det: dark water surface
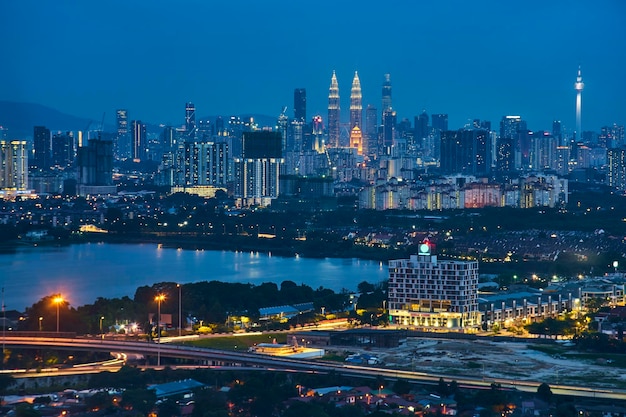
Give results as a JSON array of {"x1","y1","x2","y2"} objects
[{"x1": 1, "y1": 243, "x2": 388, "y2": 311}]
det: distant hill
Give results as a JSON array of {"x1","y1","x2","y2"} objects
[
  {"x1": 0, "y1": 101, "x2": 98, "y2": 139},
  {"x1": 0, "y1": 100, "x2": 281, "y2": 140}
]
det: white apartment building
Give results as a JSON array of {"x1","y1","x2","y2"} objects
[{"x1": 388, "y1": 242, "x2": 481, "y2": 331}]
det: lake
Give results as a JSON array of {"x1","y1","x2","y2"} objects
[{"x1": 1, "y1": 243, "x2": 389, "y2": 311}]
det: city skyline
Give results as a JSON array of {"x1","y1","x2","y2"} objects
[{"x1": 1, "y1": 1, "x2": 625, "y2": 133}]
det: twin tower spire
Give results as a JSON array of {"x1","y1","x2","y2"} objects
[{"x1": 327, "y1": 71, "x2": 371, "y2": 152}]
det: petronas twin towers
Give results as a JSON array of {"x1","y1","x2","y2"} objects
[{"x1": 327, "y1": 71, "x2": 366, "y2": 152}]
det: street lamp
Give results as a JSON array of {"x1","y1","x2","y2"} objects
[
  {"x1": 177, "y1": 284, "x2": 182, "y2": 337},
  {"x1": 38, "y1": 317, "x2": 43, "y2": 332},
  {"x1": 99, "y1": 316, "x2": 104, "y2": 335},
  {"x1": 53, "y1": 295, "x2": 63, "y2": 333},
  {"x1": 154, "y1": 293, "x2": 166, "y2": 366}
]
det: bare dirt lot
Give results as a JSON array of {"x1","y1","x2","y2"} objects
[{"x1": 342, "y1": 337, "x2": 626, "y2": 388}]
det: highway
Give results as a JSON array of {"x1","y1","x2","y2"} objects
[{"x1": 3, "y1": 335, "x2": 625, "y2": 401}]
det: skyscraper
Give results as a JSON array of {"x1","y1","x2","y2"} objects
[
  {"x1": 327, "y1": 71, "x2": 340, "y2": 147},
  {"x1": 350, "y1": 71, "x2": 362, "y2": 131},
  {"x1": 294, "y1": 88, "x2": 306, "y2": 122},
  {"x1": 552, "y1": 120, "x2": 562, "y2": 143},
  {"x1": 574, "y1": 66, "x2": 584, "y2": 140},
  {"x1": 32, "y1": 126, "x2": 51, "y2": 170},
  {"x1": 382, "y1": 109, "x2": 396, "y2": 150},
  {"x1": 365, "y1": 105, "x2": 378, "y2": 157},
  {"x1": 185, "y1": 102, "x2": 196, "y2": 139},
  {"x1": 116, "y1": 109, "x2": 130, "y2": 160},
  {"x1": 415, "y1": 110, "x2": 429, "y2": 142},
  {"x1": 430, "y1": 114, "x2": 448, "y2": 160},
  {"x1": 431, "y1": 114, "x2": 448, "y2": 132},
  {"x1": 131, "y1": 120, "x2": 147, "y2": 162},
  {"x1": 381, "y1": 73, "x2": 392, "y2": 114}
]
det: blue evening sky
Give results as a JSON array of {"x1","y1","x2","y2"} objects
[{"x1": 1, "y1": 1, "x2": 625, "y2": 133}]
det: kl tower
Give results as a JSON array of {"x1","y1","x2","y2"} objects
[{"x1": 574, "y1": 66, "x2": 584, "y2": 140}]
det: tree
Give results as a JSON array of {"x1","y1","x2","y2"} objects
[
  {"x1": 14, "y1": 403, "x2": 40, "y2": 417},
  {"x1": 392, "y1": 379, "x2": 411, "y2": 396},
  {"x1": 0, "y1": 373, "x2": 14, "y2": 397},
  {"x1": 85, "y1": 391, "x2": 113, "y2": 411},
  {"x1": 357, "y1": 281, "x2": 376, "y2": 294},
  {"x1": 157, "y1": 399, "x2": 181, "y2": 417},
  {"x1": 121, "y1": 388, "x2": 157, "y2": 416},
  {"x1": 536, "y1": 382, "x2": 553, "y2": 403}
]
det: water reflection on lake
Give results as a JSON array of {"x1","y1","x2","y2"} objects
[{"x1": 2, "y1": 243, "x2": 388, "y2": 311}]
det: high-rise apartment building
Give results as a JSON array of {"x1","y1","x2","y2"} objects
[
  {"x1": 607, "y1": 148, "x2": 626, "y2": 192},
  {"x1": 294, "y1": 88, "x2": 306, "y2": 122},
  {"x1": 327, "y1": 71, "x2": 340, "y2": 147},
  {"x1": 180, "y1": 141, "x2": 230, "y2": 187},
  {"x1": 131, "y1": 120, "x2": 147, "y2": 162},
  {"x1": 235, "y1": 131, "x2": 284, "y2": 207},
  {"x1": 32, "y1": 126, "x2": 51, "y2": 170},
  {"x1": 499, "y1": 115, "x2": 529, "y2": 170},
  {"x1": 387, "y1": 241, "x2": 480, "y2": 330},
  {"x1": 499, "y1": 115, "x2": 524, "y2": 140},
  {"x1": 0, "y1": 140, "x2": 28, "y2": 190},
  {"x1": 51, "y1": 131, "x2": 74, "y2": 168},
  {"x1": 76, "y1": 138, "x2": 115, "y2": 196},
  {"x1": 440, "y1": 129, "x2": 491, "y2": 175}
]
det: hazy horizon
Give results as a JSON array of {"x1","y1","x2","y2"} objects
[{"x1": 2, "y1": 1, "x2": 625, "y2": 133}]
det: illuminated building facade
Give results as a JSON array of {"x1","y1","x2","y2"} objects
[
  {"x1": 350, "y1": 126, "x2": 363, "y2": 155},
  {"x1": 607, "y1": 148, "x2": 626, "y2": 192},
  {"x1": 185, "y1": 102, "x2": 196, "y2": 139},
  {"x1": 116, "y1": 109, "x2": 130, "y2": 160},
  {"x1": 179, "y1": 141, "x2": 230, "y2": 187},
  {"x1": 131, "y1": 120, "x2": 147, "y2": 162},
  {"x1": 388, "y1": 241, "x2": 481, "y2": 331},
  {"x1": 235, "y1": 131, "x2": 284, "y2": 207},
  {"x1": 327, "y1": 71, "x2": 340, "y2": 147},
  {"x1": 0, "y1": 140, "x2": 28, "y2": 190},
  {"x1": 381, "y1": 73, "x2": 392, "y2": 114},
  {"x1": 349, "y1": 71, "x2": 362, "y2": 131}
]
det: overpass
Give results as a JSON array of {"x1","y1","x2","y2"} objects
[{"x1": 3, "y1": 335, "x2": 626, "y2": 401}]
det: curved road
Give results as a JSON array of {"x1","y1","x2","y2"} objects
[{"x1": 3, "y1": 336, "x2": 624, "y2": 401}]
